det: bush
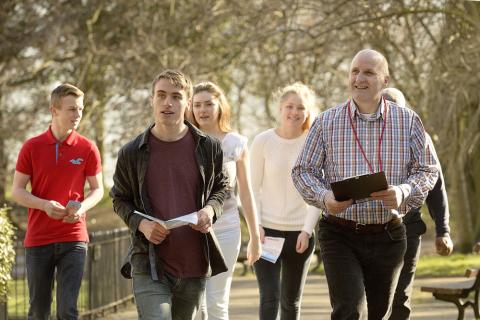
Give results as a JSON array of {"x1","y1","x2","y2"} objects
[{"x1": 0, "y1": 207, "x2": 15, "y2": 303}]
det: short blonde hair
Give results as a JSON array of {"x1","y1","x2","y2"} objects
[
  {"x1": 51, "y1": 84, "x2": 84, "y2": 109},
  {"x1": 191, "y1": 82, "x2": 232, "y2": 133},
  {"x1": 274, "y1": 82, "x2": 316, "y2": 131}
]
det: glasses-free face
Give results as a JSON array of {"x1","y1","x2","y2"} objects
[
  {"x1": 192, "y1": 91, "x2": 221, "y2": 129},
  {"x1": 279, "y1": 93, "x2": 308, "y2": 130},
  {"x1": 349, "y1": 53, "x2": 388, "y2": 107},
  {"x1": 151, "y1": 78, "x2": 189, "y2": 127},
  {"x1": 51, "y1": 95, "x2": 84, "y2": 132}
]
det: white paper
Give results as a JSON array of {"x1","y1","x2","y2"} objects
[
  {"x1": 164, "y1": 212, "x2": 198, "y2": 229},
  {"x1": 134, "y1": 210, "x2": 198, "y2": 230},
  {"x1": 261, "y1": 236, "x2": 285, "y2": 263}
]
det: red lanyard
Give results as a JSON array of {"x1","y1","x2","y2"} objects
[{"x1": 347, "y1": 98, "x2": 388, "y2": 174}]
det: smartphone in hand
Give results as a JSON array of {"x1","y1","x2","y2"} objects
[{"x1": 66, "y1": 200, "x2": 81, "y2": 213}]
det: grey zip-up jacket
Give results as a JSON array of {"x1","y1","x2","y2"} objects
[{"x1": 110, "y1": 121, "x2": 228, "y2": 279}]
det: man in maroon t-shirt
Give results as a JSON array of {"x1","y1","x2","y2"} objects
[
  {"x1": 12, "y1": 83, "x2": 103, "y2": 319},
  {"x1": 110, "y1": 70, "x2": 228, "y2": 320}
]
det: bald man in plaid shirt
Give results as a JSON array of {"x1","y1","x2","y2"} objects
[{"x1": 292, "y1": 49, "x2": 438, "y2": 320}]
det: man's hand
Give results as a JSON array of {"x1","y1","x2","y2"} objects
[
  {"x1": 191, "y1": 206, "x2": 214, "y2": 233},
  {"x1": 63, "y1": 201, "x2": 83, "y2": 224},
  {"x1": 324, "y1": 191, "x2": 353, "y2": 214},
  {"x1": 296, "y1": 231, "x2": 310, "y2": 254},
  {"x1": 370, "y1": 186, "x2": 403, "y2": 210},
  {"x1": 436, "y1": 235, "x2": 453, "y2": 256},
  {"x1": 138, "y1": 219, "x2": 170, "y2": 244},
  {"x1": 43, "y1": 200, "x2": 67, "y2": 220}
]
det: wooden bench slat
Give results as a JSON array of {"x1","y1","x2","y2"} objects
[{"x1": 421, "y1": 279, "x2": 476, "y2": 293}]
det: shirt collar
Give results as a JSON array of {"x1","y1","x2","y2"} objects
[
  {"x1": 349, "y1": 98, "x2": 387, "y2": 121},
  {"x1": 138, "y1": 121, "x2": 207, "y2": 150},
  {"x1": 45, "y1": 126, "x2": 78, "y2": 145}
]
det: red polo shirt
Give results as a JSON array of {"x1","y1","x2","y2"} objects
[{"x1": 15, "y1": 127, "x2": 102, "y2": 247}]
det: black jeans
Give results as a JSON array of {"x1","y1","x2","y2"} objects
[
  {"x1": 254, "y1": 228, "x2": 315, "y2": 320},
  {"x1": 390, "y1": 217, "x2": 426, "y2": 320},
  {"x1": 319, "y1": 218, "x2": 406, "y2": 320}
]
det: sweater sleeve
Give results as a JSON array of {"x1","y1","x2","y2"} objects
[{"x1": 301, "y1": 205, "x2": 322, "y2": 236}]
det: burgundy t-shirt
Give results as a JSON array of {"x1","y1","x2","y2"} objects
[{"x1": 146, "y1": 130, "x2": 207, "y2": 278}]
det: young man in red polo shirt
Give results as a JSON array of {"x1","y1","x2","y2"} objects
[{"x1": 12, "y1": 83, "x2": 103, "y2": 320}]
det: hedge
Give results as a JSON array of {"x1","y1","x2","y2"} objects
[{"x1": 0, "y1": 207, "x2": 15, "y2": 303}]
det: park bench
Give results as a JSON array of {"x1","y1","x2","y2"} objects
[{"x1": 421, "y1": 268, "x2": 480, "y2": 320}]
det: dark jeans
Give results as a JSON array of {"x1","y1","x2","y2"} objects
[
  {"x1": 254, "y1": 228, "x2": 315, "y2": 320},
  {"x1": 26, "y1": 241, "x2": 87, "y2": 320},
  {"x1": 319, "y1": 218, "x2": 406, "y2": 320},
  {"x1": 132, "y1": 270, "x2": 206, "y2": 320},
  {"x1": 390, "y1": 218, "x2": 426, "y2": 320}
]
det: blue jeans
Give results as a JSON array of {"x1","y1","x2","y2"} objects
[
  {"x1": 132, "y1": 270, "x2": 206, "y2": 320},
  {"x1": 254, "y1": 228, "x2": 315, "y2": 320},
  {"x1": 319, "y1": 218, "x2": 406, "y2": 320},
  {"x1": 26, "y1": 241, "x2": 87, "y2": 320}
]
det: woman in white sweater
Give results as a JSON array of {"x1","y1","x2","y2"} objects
[
  {"x1": 190, "y1": 81, "x2": 262, "y2": 320},
  {"x1": 250, "y1": 82, "x2": 320, "y2": 320}
]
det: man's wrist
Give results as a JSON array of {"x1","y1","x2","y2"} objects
[
  {"x1": 202, "y1": 205, "x2": 215, "y2": 219},
  {"x1": 319, "y1": 190, "x2": 329, "y2": 210},
  {"x1": 398, "y1": 184, "x2": 411, "y2": 204}
]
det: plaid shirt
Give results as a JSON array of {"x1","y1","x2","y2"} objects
[{"x1": 292, "y1": 99, "x2": 438, "y2": 224}]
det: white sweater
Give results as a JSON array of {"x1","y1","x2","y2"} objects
[{"x1": 250, "y1": 128, "x2": 320, "y2": 234}]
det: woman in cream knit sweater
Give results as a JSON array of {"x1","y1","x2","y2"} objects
[{"x1": 250, "y1": 82, "x2": 321, "y2": 320}]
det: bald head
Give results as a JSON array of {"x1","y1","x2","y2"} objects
[
  {"x1": 382, "y1": 87, "x2": 406, "y2": 108},
  {"x1": 349, "y1": 49, "x2": 391, "y2": 113},
  {"x1": 351, "y1": 49, "x2": 389, "y2": 78}
]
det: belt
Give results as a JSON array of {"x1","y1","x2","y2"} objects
[{"x1": 322, "y1": 214, "x2": 402, "y2": 235}]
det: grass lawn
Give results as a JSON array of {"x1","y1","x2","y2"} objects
[
  {"x1": 310, "y1": 253, "x2": 480, "y2": 277},
  {"x1": 416, "y1": 253, "x2": 480, "y2": 277}
]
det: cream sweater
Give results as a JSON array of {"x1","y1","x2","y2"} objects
[{"x1": 250, "y1": 128, "x2": 320, "y2": 234}]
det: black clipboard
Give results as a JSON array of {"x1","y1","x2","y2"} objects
[{"x1": 330, "y1": 171, "x2": 388, "y2": 201}]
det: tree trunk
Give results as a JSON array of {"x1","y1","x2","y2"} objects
[{"x1": 0, "y1": 105, "x2": 6, "y2": 205}]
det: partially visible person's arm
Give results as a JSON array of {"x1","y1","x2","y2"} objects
[
  {"x1": 110, "y1": 147, "x2": 169, "y2": 243},
  {"x1": 110, "y1": 147, "x2": 143, "y2": 232},
  {"x1": 424, "y1": 135, "x2": 453, "y2": 255},
  {"x1": 296, "y1": 206, "x2": 321, "y2": 254},
  {"x1": 397, "y1": 115, "x2": 439, "y2": 211},
  {"x1": 12, "y1": 171, "x2": 67, "y2": 220},
  {"x1": 192, "y1": 139, "x2": 228, "y2": 233},
  {"x1": 250, "y1": 132, "x2": 266, "y2": 242},
  {"x1": 292, "y1": 115, "x2": 353, "y2": 214},
  {"x1": 236, "y1": 147, "x2": 261, "y2": 265}
]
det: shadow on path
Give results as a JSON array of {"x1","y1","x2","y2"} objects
[{"x1": 105, "y1": 274, "x2": 470, "y2": 319}]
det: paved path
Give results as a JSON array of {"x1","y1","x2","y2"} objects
[{"x1": 104, "y1": 274, "x2": 474, "y2": 319}]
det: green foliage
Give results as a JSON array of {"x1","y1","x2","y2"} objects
[
  {"x1": 0, "y1": 206, "x2": 15, "y2": 302},
  {"x1": 416, "y1": 254, "x2": 480, "y2": 277},
  {"x1": 311, "y1": 253, "x2": 480, "y2": 277}
]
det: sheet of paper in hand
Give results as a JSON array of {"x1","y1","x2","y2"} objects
[
  {"x1": 330, "y1": 171, "x2": 388, "y2": 201},
  {"x1": 261, "y1": 236, "x2": 285, "y2": 264},
  {"x1": 134, "y1": 210, "x2": 198, "y2": 230}
]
